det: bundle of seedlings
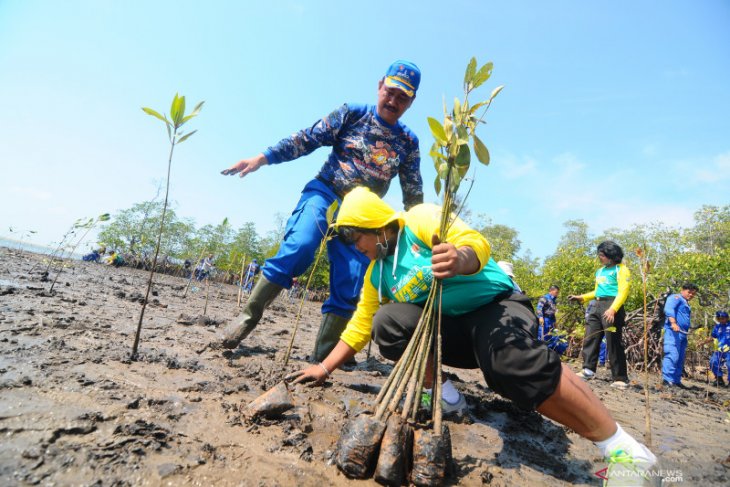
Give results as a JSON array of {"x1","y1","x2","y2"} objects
[{"x1": 335, "y1": 57, "x2": 502, "y2": 486}]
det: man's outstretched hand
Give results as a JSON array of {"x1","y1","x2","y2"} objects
[{"x1": 221, "y1": 154, "x2": 268, "y2": 178}]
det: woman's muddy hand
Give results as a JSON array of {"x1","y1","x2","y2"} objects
[{"x1": 285, "y1": 365, "x2": 328, "y2": 386}]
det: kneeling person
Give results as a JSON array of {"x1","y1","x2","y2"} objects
[{"x1": 291, "y1": 187, "x2": 656, "y2": 478}]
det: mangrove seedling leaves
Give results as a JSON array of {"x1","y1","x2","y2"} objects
[
  {"x1": 182, "y1": 101, "x2": 205, "y2": 124},
  {"x1": 142, "y1": 107, "x2": 170, "y2": 125},
  {"x1": 455, "y1": 144, "x2": 471, "y2": 168},
  {"x1": 464, "y1": 57, "x2": 477, "y2": 87},
  {"x1": 98, "y1": 213, "x2": 111, "y2": 222},
  {"x1": 473, "y1": 135, "x2": 490, "y2": 165},
  {"x1": 428, "y1": 117, "x2": 448, "y2": 146},
  {"x1": 177, "y1": 130, "x2": 197, "y2": 144},
  {"x1": 472, "y1": 62, "x2": 494, "y2": 90},
  {"x1": 170, "y1": 93, "x2": 186, "y2": 127},
  {"x1": 489, "y1": 85, "x2": 504, "y2": 102},
  {"x1": 433, "y1": 175, "x2": 442, "y2": 196}
]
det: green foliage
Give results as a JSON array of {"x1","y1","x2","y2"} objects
[
  {"x1": 474, "y1": 217, "x2": 521, "y2": 262},
  {"x1": 428, "y1": 57, "x2": 503, "y2": 202},
  {"x1": 98, "y1": 200, "x2": 195, "y2": 256}
]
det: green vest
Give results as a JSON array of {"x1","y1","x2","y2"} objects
[
  {"x1": 370, "y1": 226, "x2": 513, "y2": 315},
  {"x1": 595, "y1": 265, "x2": 621, "y2": 297}
]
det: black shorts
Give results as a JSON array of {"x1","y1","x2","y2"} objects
[{"x1": 372, "y1": 293, "x2": 562, "y2": 410}]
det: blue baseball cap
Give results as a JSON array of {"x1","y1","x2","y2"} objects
[
  {"x1": 384, "y1": 60, "x2": 421, "y2": 98},
  {"x1": 717, "y1": 310, "x2": 729, "y2": 318}
]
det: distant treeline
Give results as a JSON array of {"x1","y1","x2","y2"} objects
[{"x1": 96, "y1": 199, "x2": 729, "y2": 364}]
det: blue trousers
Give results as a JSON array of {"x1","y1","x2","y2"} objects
[
  {"x1": 710, "y1": 351, "x2": 729, "y2": 380},
  {"x1": 538, "y1": 316, "x2": 555, "y2": 341},
  {"x1": 262, "y1": 179, "x2": 370, "y2": 318},
  {"x1": 662, "y1": 329, "x2": 688, "y2": 384}
]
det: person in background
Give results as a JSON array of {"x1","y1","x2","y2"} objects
[
  {"x1": 497, "y1": 261, "x2": 522, "y2": 293},
  {"x1": 220, "y1": 60, "x2": 424, "y2": 362},
  {"x1": 289, "y1": 187, "x2": 657, "y2": 480},
  {"x1": 661, "y1": 282, "x2": 699, "y2": 389},
  {"x1": 243, "y1": 258, "x2": 261, "y2": 294},
  {"x1": 569, "y1": 241, "x2": 631, "y2": 390},
  {"x1": 706, "y1": 310, "x2": 730, "y2": 387},
  {"x1": 598, "y1": 336, "x2": 608, "y2": 367},
  {"x1": 195, "y1": 254, "x2": 214, "y2": 281}
]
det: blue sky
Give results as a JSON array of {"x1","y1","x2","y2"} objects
[{"x1": 1, "y1": 0, "x2": 728, "y2": 260}]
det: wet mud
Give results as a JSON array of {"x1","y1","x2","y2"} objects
[{"x1": 1, "y1": 247, "x2": 728, "y2": 486}]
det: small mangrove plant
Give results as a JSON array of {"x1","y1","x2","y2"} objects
[{"x1": 131, "y1": 93, "x2": 203, "y2": 359}]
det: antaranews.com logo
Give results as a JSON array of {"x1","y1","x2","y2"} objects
[{"x1": 594, "y1": 467, "x2": 684, "y2": 483}]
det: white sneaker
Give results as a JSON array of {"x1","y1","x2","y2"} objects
[
  {"x1": 577, "y1": 369, "x2": 595, "y2": 380},
  {"x1": 610, "y1": 381, "x2": 628, "y2": 390},
  {"x1": 604, "y1": 442, "x2": 657, "y2": 486},
  {"x1": 420, "y1": 391, "x2": 469, "y2": 418}
]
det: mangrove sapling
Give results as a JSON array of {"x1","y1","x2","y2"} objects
[
  {"x1": 635, "y1": 246, "x2": 653, "y2": 446},
  {"x1": 132, "y1": 93, "x2": 203, "y2": 360},
  {"x1": 49, "y1": 213, "x2": 110, "y2": 292},
  {"x1": 335, "y1": 57, "x2": 502, "y2": 485},
  {"x1": 7, "y1": 227, "x2": 37, "y2": 254},
  {"x1": 236, "y1": 254, "x2": 247, "y2": 307},
  {"x1": 31, "y1": 219, "x2": 83, "y2": 276},
  {"x1": 282, "y1": 202, "x2": 338, "y2": 366}
]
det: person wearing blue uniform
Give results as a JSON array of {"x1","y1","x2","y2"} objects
[
  {"x1": 537, "y1": 286, "x2": 566, "y2": 353},
  {"x1": 242, "y1": 259, "x2": 261, "y2": 294},
  {"x1": 707, "y1": 310, "x2": 729, "y2": 387},
  {"x1": 220, "y1": 61, "x2": 424, "y2": 362},
  {"x1": 661, "y1": 283, "x2": 699, "y2": 388}
]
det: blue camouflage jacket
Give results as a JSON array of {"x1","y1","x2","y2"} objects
[{"x1": 263, "y1": 103, "x2": 423, "y2": 209}]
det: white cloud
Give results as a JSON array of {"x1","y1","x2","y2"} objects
[
  {"x1": 681, "y1": 150, "x2": 730, "y2": 184},
  {"x1": 498, "y1": 154, "x2": 538, "y2": 180}
]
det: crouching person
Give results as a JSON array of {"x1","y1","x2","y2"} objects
[{"x1": 289, "y1": 187, "x2": 656, "y2": 482}]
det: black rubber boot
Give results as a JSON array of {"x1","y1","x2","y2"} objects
[
  {"x1": 312, "y1": 313, "x2": 351, "y2": 362},
  {"x1": 221, "y1": 277, "x2": 283, "y2": 349}
]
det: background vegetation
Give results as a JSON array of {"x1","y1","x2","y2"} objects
[{"x1": 96, "y1": 199, "x2": 728, "y2": 366}]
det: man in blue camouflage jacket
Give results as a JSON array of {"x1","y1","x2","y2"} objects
[{"x1": 220, "y1": 61, "x2": 423, "y2": 361}]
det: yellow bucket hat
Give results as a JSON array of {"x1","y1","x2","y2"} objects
[{"x1": 335, "y1": 187, "x2": 403, "y2": 230}]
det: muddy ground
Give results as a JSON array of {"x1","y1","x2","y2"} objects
[{"x1": 1, "y1": 246, "x2": 728, "y2": 486}]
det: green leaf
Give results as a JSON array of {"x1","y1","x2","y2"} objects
[
  {"x1": 453, "y1": 97, "x2": 462, "y2": 120},
  {"x1": 181, "y1": 101, "x2": 204, "y2": 124},
  {"x1": 489, "y1": 85, "x2": 504, "y2": 101},
  {"x1": 177, "y1": 129, "x2": 197, "y2": 144},
  {"x1": 464, "y1": 57, "x2": 477, "y2": 87},
  {"x1": 427, "y1": 117, "x2": 448, "y2": 146},
  {"x1": 97, "y1": 213, "x2": 111, "y2": 222},
  {"x1": 437, "y1": 161, "x2": 450, "y2": 180},
  {"x1": 468, "y1": 100, "x2": 489, "y2": 115},
  {"x1": 170, "y1": 93, "x2": 186, "y2": 127},
  {"x1": 456, "y1": 125, "x2": 469, "y2": 145},
  {"x1": 142, "y1": 107, "x2": 170, "y2": 125},
  {"x1": 166, "y1": 122, "x2": 172, "y2": 141},
  {"x1": 443, "y1": 116, "x2": 454, "y2": 142},
  {"x1": 326, "y1": 200, "x2": 339, "y2": 225},
  {"x1": 472, "y1": 62, "x2": 493, "y2": 89},
  {"x1": 433, "y1": 176, "x2": 442, "y2": 195},
  {"x1": 473, "y1": 135, "x2": 490, "y2": 165},
  {"x1": 455, "y1": 144, "x2": 470, "y2": 168},
  {"x1": 430, "y1": 150, "x2": 446, "y2": 167}
]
